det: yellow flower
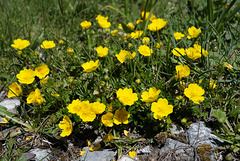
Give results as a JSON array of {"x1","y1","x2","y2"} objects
[
  {"x1": 103, "y1": 133, "x2": 119, "y2": 143},
  {"x1": 111, "y1": 29, "x2": 118, "y2": 36},
  {"x1": 116, "y1": 88, "x2": 138, "y2": 106},
  {"x1": 193, "y1": 44, "x2": 209, "y2": 57},
  {"x1": 89, "y1": 144, "x2": 101, "y2": 151},
  {"x1": 141, "y1": 11, "x2": 156, "y2": 21},
  {"x1": 124, "y1": 130, "x2": 129, "y2": 136},
  {"x1": 67, "y1": 100, "x2": 97, "y2": 122},
  {"x1": 129, "y1": 151, "x2": 136, "y2": 158},
  {"x1": 115, "y1": 50, "x2": 133, "y2": 63},
  {"x1": 96, "y1": 46, "x2": 108, "y2": 57},
  {"x1": 80, "y1": 21, "x2": 92, "y2": 29},
  {"x1": 58, "y1": 116, "x2": 72, "y2": 137},
  {"x1": 67, "y1": 99, "x2": 82, "y2": 115},
  {"x1": 130, "y1": 30, "x2": 143, "y2": 39},
  {"x1": 96, "y1": 15, "x2": 111, "y2": 28},
  {"x1": 172, "y1": 48, "x2": 186, "y2": 57},
  {"x1": 154, "y1": 42, "x2": 161, "y2": 49},
  {"x1": 184, "y1": 83, "x2": 205, "y2": 104},
  {"x1": 138, "y1": 45, "x2": 153, "y2": 56},
  {"x1": 225, "y1": 4, "x2": 230, "y2": 8},
  {"x1": 151, "y1": 98, "x2": 173, "y2": 120},
  {"x1": 176, "y1": 95, "x2": 183, "y2": 100},
  {"x1": 8, "y1": 82, "x2": 22, "y2": 98},
  {"x1": 209, "y1": 80, "x2": 217, "y2": 89},
  {"x1": 35, "y1": 64, "x2": 50, "y2": 79},
  {"x1": 67, "y1": 47, "x2": 74, "y2": 53},
  {"x1": 81, "y1": 60, "x2": 99, "y2": 72},
  {"x1": 16, "y1": 68, "x2": 35, "y2": 84},
  {"x1": 136, "y1": 18, "x2": 143, "y2": 24},
  {"x1": 66, "y1": 77, "x2": 73, "y2": 84},
  {"x1": 101, "y1": 112, "x2": 114, "y2": 127},
  {"x1": 175, "y1": 65, "x2": 190, "y2": 80},
  {"x1": 80, "y1": 109, "x2": 96, "y2": 122},
  {"x1": 108, "y1": 104, "x2": 114, "y2": 111},
  {"x1": 11, "y1": 38, "x2": 30, "y2": 50},
  {"x1": 148, "y1": 18, "x2": 168, "y2": 32},
  {"x1": 187, "y1": 26, "x2": 201, "y2": 39},
  {"x1": 78, "y1": 101, "x2": 96, "y2": 122},
  {"x1": 40, "y1": 76, "x2": 49, "y2": 85},
  {"x1": 141, "y1": 87, "x2": 161, "y2": 102},
  {"x1": 113, "y1": 107, "x2": 130, "y2": 125},
  {"x1": 34, "y1": 51, "x2": 39, "y2": 56},
  {"x1": 27, "y1": 88, "x2": 44, "y2": 105},
  {"x1": 223, "y1": 62, "x2": 233, "y2": 71},
  {"x1": 185, "y1": 47, "x2": 201, "y2": 60},
  {"x1": 128, "y1": 52, "x2": 136, "y2": 60},
  {"x1": 135, "y1": 78, "x2": 141, "y2": 84},
  {"x1": 118, "y1": 24, "x2": 123, "y2": 30},
  {"x1": 105, "y1": 28, "x2": 110, "y2": 33},
  {"x1": 59, "y1": 40, "x2": 64, "y2": 45},
  {"x1": 142, "y1": 37, "x2": 150, "y2": 45},
  {"x1": 92, "y1": 102, "x2": 106, "y2": 114},
  {"x1": 96, "y1": 15, "x2": 108, "y2": 21},
  {"x1": 17, "y1": 51, "x2": 22, "y2": 55},
  {"x1": 174, "y1": 32, "x2": 185, "y2": 40},
  {"x1": 126, "y1": 22, "x2": 135, "y2": 30},
  {"x1": 41, "y1": 40, "x2": 56, "y2": 49}
]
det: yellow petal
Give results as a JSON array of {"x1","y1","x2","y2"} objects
[
  {"x1": 79, "y1": 151, "x2": 86, "y2": 156},
  {"x1": 129, "y1": 151, "x2": 136, "y2": 158},
  {"x1": 89, "y1": 144, "x2": 101, "y2": 151},
  {"x1": 124, "y1": 130, "x2": 129, "y2": 137}
]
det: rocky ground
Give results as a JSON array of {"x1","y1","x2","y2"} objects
[{"x1": 0, "y1": 92, "x2": 235, "y2": 161}]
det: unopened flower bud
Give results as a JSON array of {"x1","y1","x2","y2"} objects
[
  {"x1": 181, "y1": 118, "x2": 187, "y2": 124},
  {"x1": 135, "y1": 79, "x2": 141, "y2": 84}
]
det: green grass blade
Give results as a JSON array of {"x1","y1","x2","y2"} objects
[{"x1": 207, "y1": 0, "x2": 213, "y2": 23}]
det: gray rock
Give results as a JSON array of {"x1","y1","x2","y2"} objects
[
  {"x1": 137, "y1": 145, "x2": 151, "y2": 154},
  {"x1": 186, "y1": 121, "x2": 223, "y2": 149},
  {"x1": 0, "y1": 91, "x2": 6, "y2": 99},
  {"x1": 0, "y1": 98, "x2": 20, "y2": 114},
  {"x1": 186, "y1": 122, "x2": 224, "y2": 161},
  {"x1": 29, "y1": 148, "x2": 52, "y2": 161},
  {"x1": 117, "y1": 155, "x2": 138, "y2": 161},
  {"x1": 79, "y1": 148, "x2": 116, "y2": 161},
  {"x1": 170, "y1": 124, "x2": 184, "y2": 135},
  {"x1": 159, "y1": 138, "x2": 194, "y2": 161}
]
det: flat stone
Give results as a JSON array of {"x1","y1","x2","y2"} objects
[
  {"x1": 137, "y1": 145, "x2": 151, "y2": 154},
  {"x1": 159, "y1": 138, "x2": 194, "y2": 161},
  {"x1": 29, "y1": 148, "x2": 52, "y2": 161},
  {"x1": 0, "y1": 98, "x2": 20, "y2": 114},
  {"x1": 79, "y1": 148, "x2": 116, "y2": 161},
  {"x1": 170, "y1": 124, "x2": 184, "y2": 135},
  {"x1": 186, "y1": 121, "x2": 223, "y2": 148}
]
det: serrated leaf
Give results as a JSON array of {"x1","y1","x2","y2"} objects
[{"x1": 212, "y1": 109, "x2": 227, "y2": 123}]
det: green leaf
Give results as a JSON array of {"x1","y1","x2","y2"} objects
[
  {"x1": 207, "y1": 0, "x2": 213, "y2": 23},
  {"x1": 120, "y1": 22, "x2": 133, "y2": 33},
  {"x1": 212, "y1": 109, "x2": 227, "y2": 123},
  {"x1": 0, "y1": 105, "x2": 33, "y2": 131},
  {"x1": 235, "y1": 135, "x2": 240, "y2": 141}
]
